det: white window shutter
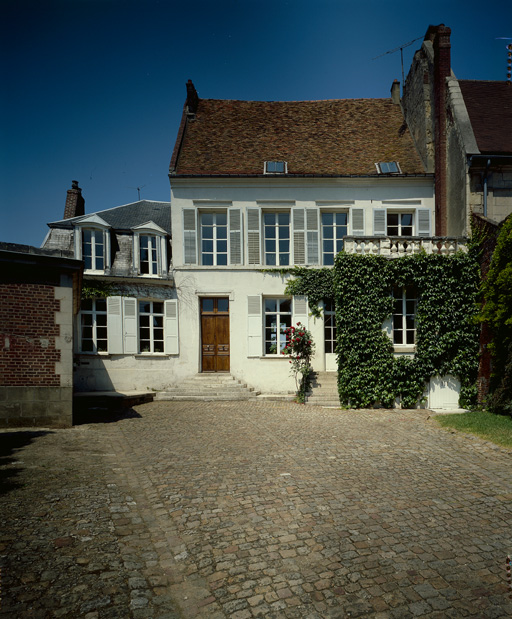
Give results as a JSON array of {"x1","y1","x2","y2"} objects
[
  {"x1": 247, "y1": 295, "x2": 262, "y2": 357},
  {"x1": 293, "y1": 296, "x2": 309, "y2": 329},
  {"x1": 247, "y1": 208, "x2": 261, "y2": 265},
  {"x1": 183, "y1": 208, "x2": 197, "y2": 264},
  {"x1": 417, "y1": 208, "x2": 431, "y2": 237},
  {"x1": 228, "y1": 208, "x2": 242, "y2": 265},
  {"x1": 351, "y1": 208, "x2": 365, "y2": 236},
  {"x1": 164, "y1": 300, "x2": 179, "y2": 354},
  {"x1": 107, "y1": 296, "x2": 123, "y2": 354},
  {"x1": 292, "y1": 207, "x2": 306, "y2": 265},
  {"x1": 373, "y1": 209, "x2": 387, "y2": 236},
  {"x1": 123, "y1": 297, "x2": 138, "y2": 354},
  {"x1": 306, "y1": 207, "x2": 320, "y2": 265}
]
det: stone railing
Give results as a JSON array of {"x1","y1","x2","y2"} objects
[{"x1": 343, "y1": 237, "x2": 468, "y2": 257}]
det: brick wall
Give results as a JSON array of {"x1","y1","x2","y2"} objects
[{"x1": 0, "y1": 283, "x2": 61, "y2": 386}]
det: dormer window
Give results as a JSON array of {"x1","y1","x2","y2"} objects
[
  {"x1": 264, "y1": 161, "x2": 287, "y2": 174},
  {"x1": 132, "y1": 221, "x2": 169, "y2": 277},
  {"x1": 376, "y1": 161, "x2": 401, "y2": 174},
  {"x1": 73, "y1": 214, "x2": 111, "y2": 273}
]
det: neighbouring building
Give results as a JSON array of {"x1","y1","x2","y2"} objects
[
  {"x1": 42, "y1": 183, "x2": 174, "y2": 392},
  {"x1": 167, "y1": 80, "x2": 465, "y2": 404},
  {"x1": 402, "y1": 24, "x2": 512, "y2": 236},
  {"x1": 0, "y1": 243, "x2": 82, "y2": 427}
]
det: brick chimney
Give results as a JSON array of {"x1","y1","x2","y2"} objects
[
  {"x1": 186, "y1": 79, "x2": 199, "y2": 115},
  {"x1": 63, "y1": 180, "x2": 85, "y2": 219},
  {"x1": 427, "y1": 24, "x2": 451, "y2": 236},
  {"x1": 390, "y1": 79, "x2": 400, "y2": 104}
]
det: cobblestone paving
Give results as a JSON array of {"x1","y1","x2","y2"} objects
[{"x1": 1, "y1": 401, "x2": 512, "y2": 618}]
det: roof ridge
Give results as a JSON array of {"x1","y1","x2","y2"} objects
[{"x1": 198, "y1": 97, "x2": 393, "y2": 104}]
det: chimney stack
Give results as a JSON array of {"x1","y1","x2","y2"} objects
[
  {"x1": 63, "y1": 180, "x2": 85, "y2": 219},
  {"x1": 186, "y1": 79, "x2": 199, "y2": 115},
  {"x1": 390, "y1": 79, "x2": 400, "y2": 104}
]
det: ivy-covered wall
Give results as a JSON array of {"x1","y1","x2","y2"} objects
[{"x1": 286, "y1": 248, "x2": 480, "y2": 409}]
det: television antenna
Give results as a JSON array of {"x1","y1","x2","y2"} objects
[
  {"x1": 372, "y1": 36, "x2": 423, "y2": 89},
  {"x1": 128, "y1": 185, "x2": 147, "y2": 200},
  {"x1": 496, "y1": 38, "x2": 512, "y2": 82}
]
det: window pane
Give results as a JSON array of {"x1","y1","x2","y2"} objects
[
  {"x1": 97, "y1": 327, "x2": 107, "y2": 340},
  {"x1": 265, "y1": 299, "x2": 277, "y2": 313},
  {"x1": 154, "y1": 341, "x2": 164, "y2": 353},
  {"x1": 82, "y1": 340, "x2": 93, "y2": 352},
  {"x1": 216, "y1": 213, "x2": 227, "y2": 226},
  {"x1": 278, "y1": 212, "x2": 289, "y2": 226},
  {"x1": 322, "y1": 212, "x2": 333, "y2": 226},
  {"x1": 202, "y1": 213, "x2": 213, "y2": 226},
  {"x1": 202, "y1": 240, "x2": 213, "y2": 253},
  {"x1": 217, "y1": 254, "x2": 227, "y2": 265},
  {"x1": 139, "y1": 302, "x2": 151, "y2": 314},
  {"x1": 203, "y1": 254, "x2": 214, "y2": 265},
  {"x1": 279, "y1": 254, "x2": 289, "y2": 265},
  {"x1": 406, "y1": 331, "x2": 415, "y2": 344},
  {"x1": 97, "y1": 340, "x2": 107, "y2": 352},
  {"x1": 217, "y1": 240, "x2": 227, "y2": 253},
  {"x1": 96, "y1": 314, "x2": 107, "y2": 327},
  {"x1": 95, "y1": 299, "x2": 107, "y2": 312},
  {"x1": 323, "y1": 225, "x2": 333, "y2": 240},
  {"x1": 324, "y1": 239, "x2": 333, "y2": 253},
  {"x1": 279, "y1": 299, "x2": 292, "y2": 313},
  {"x1": 81, "y1": 299, "x2": 93, "y2": 311},
  {"x1": 279, "y1": 239, "x2": 289, "y2": 253},
  {"x1": 217, "y1": 226, "x2": 227, "y2": 240},
  {"x1": 202, "y1": 226, "x2": 213, "y2": 239},
  {"x1": 266, "y1": 254, "x2": 276, "y2": 266},
  {"x1": 217, "y1": 299, "x2": 229, "y2": 312},
  {"x1": 387, "y1": 214, "x2": 398, "y2": 226},
  {"x1": 335, "y1": 212, "x2": 348, "y2": 225},
  {"x1": 82, "y1": 326, "x2": 93, "y2": 339},
  {"x1": 202, "y1": 299, "x2": 214, "y2": 312},
  {"x1": 401, "y1": 214, "x2": 413, "y2": 227},
  {"x1": 264, "y1": 213, "x2": 276, "y2": 225},
  {"x1": 264, "y1": 225, "x2": 276, "y2": 239},
  {"x1": 81, "y1": 314, "x2": 93, "y2": 326}
]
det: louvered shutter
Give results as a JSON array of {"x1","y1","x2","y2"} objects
[
  {"x1": 373, "y1": 209, "x2": 387, "y2": 236},
  {"x1": 247, "y1": 295, "x2": 262, "y2": 357},
  {"x1": 183, "y1": 208, "x2": 197, "y2": 264},
  {"x1": 292, "y1": 207, "x2": 306, "y2": 265},
  {"x1": 247, "y1": 208, "x2": 261, "y2": 265},
  {"x1": 164, "y1": 300, "x2": 179, "y2": 354},
  {"x1": 417, "y1": 208, "x2": 431, "y2": 237},
  {"x1": 293, "y1": 296, "x2": 309, "y2": 329},
  {"x1": 351, "y1": 208, "x2": 365, "y2": 236},
  {"x1": 107, "y1": 296, "x2": 123, "y2": 354},
  {"x1": 228, "y1": 208, "x2": 242, "y2": 265},
  {"x1": 123, "y1": 297, "x2": 138, "y2": 354},
  {"x1": 306, "y1": 208, "x2": 320, "y2": 265}
]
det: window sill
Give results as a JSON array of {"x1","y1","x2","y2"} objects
[
  {"x1": 393, "y1": 345, "x2": 416, "y2": 354},
  {"x1": 134, "y1": 353, "x2": 171, "y2": 357}
]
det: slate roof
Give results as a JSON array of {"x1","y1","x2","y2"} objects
[
  {"x1": 48, "y1": 200, "x2": 172, "y2": 235},
  {"x1": 459, "y1": 81, "x2": 512, "y2": 154},
  {"x1": 171, "y1": 97, "x2": 426, "y2": 176}
]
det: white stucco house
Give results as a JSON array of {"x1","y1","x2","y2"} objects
[{"x1": 167, "y1": 80, "x2": 464, "y2": 403}]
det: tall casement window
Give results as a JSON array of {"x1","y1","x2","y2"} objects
[
  {"x1": 392, "y1": 288, "x2": 416, "y2": 346},
  {"x1": 80, "y1": 298, "x2": 107, "y2": 353},
  {"x1": 387, "y1": 212, "x2": 413, "y2": 236},
  {"x1": 264, "y1": 212, "x2": 290, "y2": 266},
  {"x1": 324, "y1": 299, "x2": 337, "y2": 353},
  {"x1": 264, "y1": 298, "x2": 292, "y2": 354},
  {"x1": 140, "y1": 235, "x2": 159, "y2": 275},
  {"x1": 201, "y1": 212, "x2": 228, "y2": 265},
  {"x1": 82, "y1": 229, "x2": 105, "y2": 270},
  {"x1": 322, "y1": 213, "x2": 348, "y2": 265},
  {"x1": 139, "y1": 300, "x2": 164, "y2": 353}
]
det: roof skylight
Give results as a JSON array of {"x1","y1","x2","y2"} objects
[
  {"x1": 376, "y1": 161, "x2": 401, "y2": 174},
  {"x1": 264, "y1": 161, "x2": 287, "y2": 174}
]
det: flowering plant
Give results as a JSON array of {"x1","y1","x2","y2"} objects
[{"x1": 281, "y1": 322, "x2": 315, "y2": 403}]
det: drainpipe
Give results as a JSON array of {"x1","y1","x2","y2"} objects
[{"x1": 483, "y1": 158, "x2": 491, "y2": 217}]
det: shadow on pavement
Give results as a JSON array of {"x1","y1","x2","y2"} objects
[
  {"x1": 0, "y1": 430, "x2": 54, "y2": 496},
  {"x1": 73, "y1": 406, "x2": 142, "y2": 426}
]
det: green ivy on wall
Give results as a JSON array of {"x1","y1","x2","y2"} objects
[
  {"x1": 284, "y1": 248, "x2": 480, "y2": 409},
  {"x1": 81, "y1": 280, "x2": 114, "y2": 300}
]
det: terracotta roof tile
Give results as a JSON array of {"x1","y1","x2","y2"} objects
[
  {"x1": 172, "y1": 97, "x2": 425, "y2": 176},
  {"x1": 459, "y1": 81, "x2": 512, "y2": 154}
]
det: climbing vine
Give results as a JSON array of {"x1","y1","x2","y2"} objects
[
  {"x1": 81, "y1": 280, "x2": 114, "y2": 300},
  {"x1": 284, "y1": 248, "x2": 480, "y2": 409}
]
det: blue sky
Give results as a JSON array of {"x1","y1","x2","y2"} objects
[{"x1": 1, "y1": 0, "x2": 509, "y2": 247}]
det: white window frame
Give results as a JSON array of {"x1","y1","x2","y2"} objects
[
  {"x1": 138, "y1": 300, "x2": 165, "y2": 354},
  {"x1": 79, "y1": 298, "x2": 108, "y2": 354},
  {"x1": 264, "y1": 297, "x2": 293, "y2": 355},
  {"x1": 200, "y1": 211, "x2": 228, "y2": 266},
  {"x1": 263, "y1": 211, "x2": 291, "y2": 266},
  {"x1": 321, "y1": 211, "x2": 349, "y2": 266},
  {"x1": 132, "y1": 221, "x2": 168, "y2": 277},
  {"x1": 323, "y1": 299, "x2": 337, "y2": 354},
  {"x1": 73, "y1": 214, "x2": 111, "y2": 274},
  {"x1": 392, "y1": 287, "x2": 417, "y2": 348},
  {"x1": 386, "y1": 211, "x2": 415, "y2": 237}
]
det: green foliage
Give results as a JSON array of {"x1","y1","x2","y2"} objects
[
  {"x1": 286, "y1": 250, "x2": 480, "y2": 409},
  {"x1": 478, "y1": 215, "x2": 512, "y2": 416},
  {"x1": 81, "y1": 280, "x2": 114, "y2": 299},
  {"x1": 281, "y1": 322, "x2": 316, "y2": 403}
]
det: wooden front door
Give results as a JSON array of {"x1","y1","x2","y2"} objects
[{"x1": 201, "y1": 297, "x2": 230, "y2": 372}]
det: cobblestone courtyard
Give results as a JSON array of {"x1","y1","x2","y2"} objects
[{"x1": 1, "y1": 401, "x2": 512, "y2": 618}]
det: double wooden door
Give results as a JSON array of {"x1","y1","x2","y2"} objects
[{"x1": 200, "y1": 297, "x2": 230, "y2": 372}]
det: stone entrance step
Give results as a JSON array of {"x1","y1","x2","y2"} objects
[
  {"x1": 155, "y1": 374, "x2": 260, "y2": 401},
  {"x1": 306, "y1": 372, "x2": 340, "y2": 407}
]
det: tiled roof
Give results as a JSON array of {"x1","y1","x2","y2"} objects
[
  {"x1": 459, "y1": 81, "x2": 512, "y2": 154},
  {"x1": 48, "y1": 200, "x2": 172, "y2": 234},
  {"x1": 171, "y1": 97, "x2": 426, "y2": 176}
]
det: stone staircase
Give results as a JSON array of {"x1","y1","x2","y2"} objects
[
  {"x1": 155, "y1": 374, "x2": 260, "y2": 401},
  {"x1": 306, "y1": 372, "x2": 340, "y2": 407}
]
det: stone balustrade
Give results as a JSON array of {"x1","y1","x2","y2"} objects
[{"x1": 343, "y1": 236, "x2": 468, "y2": 257}]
